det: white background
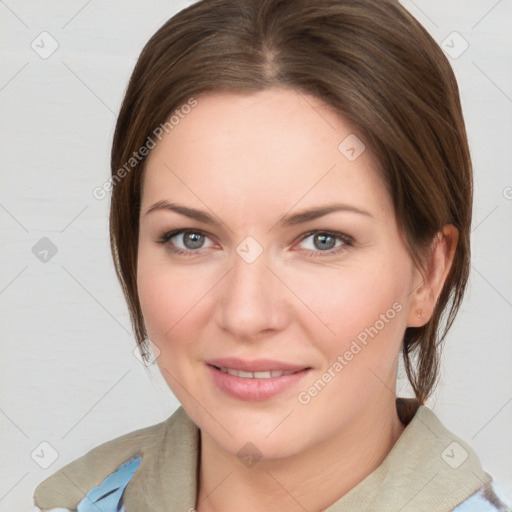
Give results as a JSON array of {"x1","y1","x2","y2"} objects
[{"x1": 0, "y1": 1, "x2": 511, "y2": 510}]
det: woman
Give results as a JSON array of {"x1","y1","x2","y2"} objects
[{"x1": 33, "y1": 0, "x2": 510, "y2": 510}]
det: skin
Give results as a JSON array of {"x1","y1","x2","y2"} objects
[{"x1": 137, "y1": 87, "x2": 458, "y2": 512}]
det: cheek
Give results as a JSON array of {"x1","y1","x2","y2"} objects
[
  {"x1": 136, "y1": 254, "x2": 215, "y2": 353},
  {"x1": 291, "y1": 256, "x2": 411, "y2": 402},
  {"x1": 291, "y1": 265, "x2": 408, "y2": 411},
  {"x1": 294, "y1": 262, "x2": 406, "y2": 343}
]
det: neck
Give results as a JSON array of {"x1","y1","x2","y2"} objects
[{"x1": 196, "y1": 395, "x2": 407, "y2": 512}]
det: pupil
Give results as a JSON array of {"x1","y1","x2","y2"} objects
[
  {"x1": 184, "y1": 232, "x2": 204, "y2": 249},
  {"x1": 315, "y1": 233, "x2": 335, "y2": 250}
]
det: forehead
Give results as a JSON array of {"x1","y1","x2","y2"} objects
[
  {"x1": 148, "y1": 87, "x2": 365, "y2": 165},
  {"x1": 141, "y1": 87, "x2": 389, "y2": 221}
]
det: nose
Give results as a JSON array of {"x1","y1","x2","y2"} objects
[{"x1": 215, "y1": 245, "x2": 290, "y2": 341}]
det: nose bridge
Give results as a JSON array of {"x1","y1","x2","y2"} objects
[{"x1": 217, "y1": 239, "x2": 286, "y2": 338}]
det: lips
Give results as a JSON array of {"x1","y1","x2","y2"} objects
[
  {"x1": 206, "y1": 359, "x2": 311, "y2": 401},
  {"x1": 206, "y1": 357, "x2": 310, "y2": 374}
]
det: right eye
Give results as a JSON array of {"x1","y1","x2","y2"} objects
[{"x1": 156, "y1": 229, "x2": 215, "y2": 256}]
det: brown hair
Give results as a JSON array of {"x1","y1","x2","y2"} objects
[{"x1": 109, "y1": 0, "x2": 472, "y2": 404}]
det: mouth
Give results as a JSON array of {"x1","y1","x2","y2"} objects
[
  {"x1": 205, "y1": 358, "x2": 312, "y2": 401},
  {"x1": 210, "y1": 365, "x2": 305, "y2": 379}
]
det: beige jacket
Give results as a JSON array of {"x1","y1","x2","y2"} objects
[{"x1": 33, "y1": 397, "x2": 508, "y2": 511}]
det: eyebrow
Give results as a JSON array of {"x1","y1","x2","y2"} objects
[{"x1": 144, "y1": 200, "x2": 373, "y2": 227}]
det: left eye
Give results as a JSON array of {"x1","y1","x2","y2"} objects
[{"x1": 296, "y1": 231, "x2": 353, "y2": 256}]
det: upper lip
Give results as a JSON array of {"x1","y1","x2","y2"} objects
[{"x1": 206, "y1": 357, "x2": 310, "y2": 372}]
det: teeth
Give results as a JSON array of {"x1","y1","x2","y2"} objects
[
  {"x1": 217, "y1": 366, "x2": 298, "y2": 379},
  {"x1": 254, "y1": 371, "x2": 272, "y2": 378}
]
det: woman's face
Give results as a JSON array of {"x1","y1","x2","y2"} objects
[{"x1": 137, "y1": 87, "x2": 421, "y2": 459}]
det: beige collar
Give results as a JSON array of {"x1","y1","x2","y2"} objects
[{"x1": 34, "y1": 398, "x2": 490, "y2": 512}]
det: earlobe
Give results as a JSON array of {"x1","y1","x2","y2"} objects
[{"x1": 407, "y1": 225, "x2": 459, "y2": 328}]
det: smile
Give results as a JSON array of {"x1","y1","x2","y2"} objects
[
  {"x1": 214, "y1": 366, "x2": 300, "y2": 379},
  {"x1": 207, "y1": 362, "x2": 311, "y2": 401}
]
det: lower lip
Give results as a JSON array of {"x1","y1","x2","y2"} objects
[{"x1": 206, "y1": 364, "x2": 310, "y2": 401}]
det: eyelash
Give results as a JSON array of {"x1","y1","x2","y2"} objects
[{"x1": 155, "y1": 228, "x2": 354, "y2": 258}]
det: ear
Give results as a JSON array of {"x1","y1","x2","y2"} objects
[{"x1": 407, "y1": 224, "x2": 459, "y2": 327}]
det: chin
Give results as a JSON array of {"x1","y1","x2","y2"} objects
[{"x1": 198, "y1": 406, "x2": 314, "y2": 459}]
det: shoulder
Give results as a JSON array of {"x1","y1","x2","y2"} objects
[
  {"x1": 33, "y1": 454, "x2": 142, "y2": 512},
  {"x1": 33, "y1": 406, "x2": 193, "y2": 511},
  {"x1": 390, "y1": 400, "x2": 510, "y2": 510}
]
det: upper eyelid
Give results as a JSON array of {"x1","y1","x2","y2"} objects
[
  {"x1": 297, "y1": 229, "x2": 352, "y2": 241},
  {"x1": 163, "y1": 228, "x2": 216, "y2": 244}
]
